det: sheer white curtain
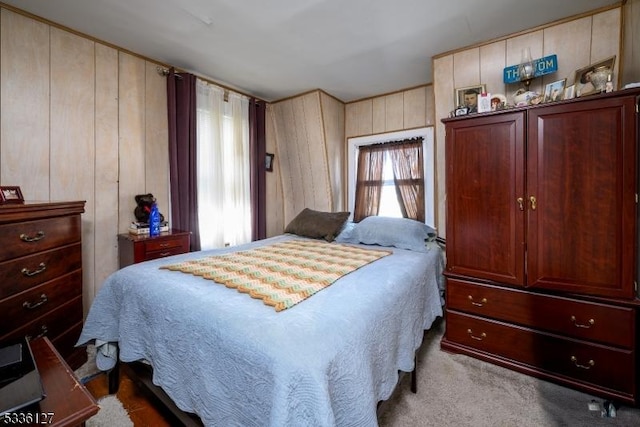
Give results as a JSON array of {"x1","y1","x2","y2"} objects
[{"x1": 196, "y1": 79, "x2": 251, "y2": 250}]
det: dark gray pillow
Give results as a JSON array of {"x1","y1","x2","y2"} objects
[{"x1": 285, "y1": 208, "x2": 350, "y2": 242}]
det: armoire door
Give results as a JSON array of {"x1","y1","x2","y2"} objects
[
  {"x1": 526, "y1": 95, "x2": 638, "y2": 299},
  {"x1": 445, "y1": 112, "x2": 526, "y2": 285}
]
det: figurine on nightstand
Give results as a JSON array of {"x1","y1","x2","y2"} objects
[{"x1": 134, "y1": 193, "x2": 165, "y2": 224}]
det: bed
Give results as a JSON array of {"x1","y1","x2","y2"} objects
[{"x1": 77, "y1": 214, "x2": 444, "y2": 426}]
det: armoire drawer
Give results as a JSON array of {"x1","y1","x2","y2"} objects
[
  {"x1": 0, "y1": 243, "x2": 82, "y2": 300},
  {"x1": 0, "y1": 215, "x2": 81, "y2": 261},
  {"x1": 446, "y1": 310, "x2": 635, "y2": 395},
  {"x1": 446, "y1": 278, "x2": 634, "y2": 348},
  {"x1": 0, "y1": 270, "x2": 82, "y2": 336}
]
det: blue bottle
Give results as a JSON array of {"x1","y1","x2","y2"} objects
[{"x1": 149, "y1": 202, "x2": 160, "y2": 237}]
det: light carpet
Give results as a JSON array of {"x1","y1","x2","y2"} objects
[
  {"x1": 379, "y1": 319, "x2": 640, "y2": 427},
  {"x1": 76, "y1": 320, "x2": 640, "y2": 426}
]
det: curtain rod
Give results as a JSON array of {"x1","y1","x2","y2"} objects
[{"x1": 156, "y1": 66, "x2": 263, "y2": 102}]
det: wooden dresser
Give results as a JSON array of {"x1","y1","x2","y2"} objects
[
  {"x1": 118, "y1": 229, "x2": 190, "y2": 268},
  {"x1": 0, "y1": 201, "x2": 86, "y2": 370},
  {"x1": 441, "y1": 89, "x2": 640, "y2": 405}
]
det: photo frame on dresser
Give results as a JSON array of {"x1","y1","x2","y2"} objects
[{"x1": 0, "y1": 186, "x2": 24, "y2": 204}]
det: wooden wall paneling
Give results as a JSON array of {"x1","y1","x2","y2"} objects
[
  {"x1": 299, "y1": 92, "x2": 332, "y2": 212},
  {"x1": 349, "y1": 99, "x2": 373, "y2": 137},
  {"x1": 372, "y1": 97, "x2": 385, "y2": 134},
  {"x1": 480, "y1": 40, "x2": 507, "y2": 97},
  {"x1": 144, "y1": 61, "x2": 170, "y2": 220},
  {"x1": 344, "y1": 103, "x2": 358, "y2": 138},
  {"x1": 403, "y1": 86, "x2": 427, "y2": 129},
  {"x1": 542, "y1": 17, "x2": 591, "y2": 89},
  {"x1": 0, "y1": 9, "x2": 50, "y2": 199},
  {"x1": 93, "y1": 44, "x2": 119, "y2": 299},
  {"x1": 271, "y1": 100, "x2": 304, "y2": 223},
  {"x1": 452, "y1": 48, "x2": 481, "y2": 89},
  {"x1": 384, "y1": 92, "x2": 403, "y2": 132},
  {"x1": 425, "y1": 85, "x2": 435, "y2": 126},
  {"x1": 505, "y1": 30, "x2": 544, "y2": 100},
  {"x1": 49, "y1": 28, "x2": 96, "y2": 314},
  {"x1": 433, "y1": 55, "x2": 454, "y2": 237},
  {"x1": 320, "y1": 92, "x2": 345, "y2": 211},
  {"x1": 622, "y1": 0, "x2": 640, "y2": 85},
  {"x1": 118, "y1": 52, "x2": 146, "y2": 233},
  {"x1": 591, "y1": 9, "x2": 621, "y2": 87},
  {"x1": 265, "y1": 104, "x2": 284, "y2": 236}
]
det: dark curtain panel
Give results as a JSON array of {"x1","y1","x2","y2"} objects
[
  {"x1": 353, "y1": 144, "x2": 385, "y2": 222},
  {"x1": 167, "y1": 68, "x2": 201, "y2": 251},
  {"x1": 389, "y1": 138, "x2": 425, "y2": 222},
  {"x1": 249, "y1": 98, "x2": 267, "y2": 241}
]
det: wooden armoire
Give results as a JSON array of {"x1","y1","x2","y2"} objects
[{"x1": 441, "y1": 88, "x2": 640, "y2": 405}]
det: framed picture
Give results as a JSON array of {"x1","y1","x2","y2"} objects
[
  {"x1": 0, "y1": 186, "x2": 25, "y2": 204},
  {"x1": 564, "y1": 84, "x2": 575, "y2": 100},
  {"x1": 265, "y1": 153, "x2": 275, "y2": 172},
  {"x1": 543, "y1": 79, "x2": 566, "y2": 103},
  {"x1": 454, "y1": 84, "x2": 486, "y2": 113},
  {"x1": 574, "y1": 55, "x2": 616, "y2": 95}
]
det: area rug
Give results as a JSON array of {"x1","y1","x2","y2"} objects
[
  {"x1": 75, "y1": 345, "x2": 133, "y2": 426},
  {"x1": 86, "y1": 395, "x2": 133, "y2": 427}
]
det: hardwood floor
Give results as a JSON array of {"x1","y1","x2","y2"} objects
[{"x1": 84, "y1": 365, "x2": 174, "y2": 427}]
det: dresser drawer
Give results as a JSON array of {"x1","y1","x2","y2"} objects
[
  {"x1": 0, "y1": 296, "x2": 83, "y2": 343},
  {"x1": 0, "y1": 215, "x2": 81, "y2": 262},
  {"x1": 446, "y1": 278, "x2": 634, "y2": 348},
  {"x1": 0, "y1": 270, "x2": 82, "y2": 336},
  {"x1": 446, "y1": 310, "x2": 635, "y2": 395},
  {"x1": 0, "y1": 243, "x2": 82, "y2": 300}
]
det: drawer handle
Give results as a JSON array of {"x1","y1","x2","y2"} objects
[
  {"x1": 468, "y1": 295, "x2": 487, "y2": 307},
  {"x1": 571, "y1": 356, "x2": 595, "y2": 370},
  {"x1": 160, "y1": 252, "x2": 171, "y2": 257},
  {"x1": 19, "y1": 231, "x2": 45, "y2": 242},
  {"x1": 570, "y1": 316, "x2": 595, "y2": 329},
  {"x1": 21, "y1": 262, "x2": 47, "y2": 277},
  {"x1": 159, "y1": 243, "x2": 171, "y2": 248},
  {"x1": 467, "y1": 329, "x2": 487, "y2": 341},
  {"x1": 23, "y1": 293, "x2": 48, "y2": 310},
  {"x1": 26, "y1": 325, "x2": 48, "y2": 341}
]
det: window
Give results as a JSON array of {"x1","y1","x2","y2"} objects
[
  {"x1": 196, "y1": 80, "x2": 251, "y2": 250},
  {"x1": 348, "y1": 127, "x2": 435, "y2": 229}
]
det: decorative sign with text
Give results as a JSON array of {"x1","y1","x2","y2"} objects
[{"x1": 503, "y1": 54, "x2": 558, "y2": 84}]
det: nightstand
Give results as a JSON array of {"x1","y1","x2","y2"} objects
[{"x1": 118, "y1": 230, "x2": 191, "y2": 268}]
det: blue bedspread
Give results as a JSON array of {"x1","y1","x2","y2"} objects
[{"x1": 77, "y1": 235, "x2": 444, "y2": 426}]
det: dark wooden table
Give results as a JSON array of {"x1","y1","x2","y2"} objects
[{"x1": 7, "y1": 337, "x2": 99, "y2": 426}]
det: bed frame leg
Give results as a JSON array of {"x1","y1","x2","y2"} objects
[
  {"x1": 411, "y1": 353, "x2": 417, "y2": 393},
  {"x1": 108, "y1": 361, "x2": 120, "y2": 394},
  {"x1": 107, "y1": 346, "x2": 120, "y2": 394}
]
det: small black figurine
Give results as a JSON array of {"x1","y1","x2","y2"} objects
[{"x1": 134, "y1": 193, "x2": 165, "y2": 224}]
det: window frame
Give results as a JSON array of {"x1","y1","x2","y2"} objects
[{"x1": 347, "y1": 127, "x2": 435, "y2": 229}]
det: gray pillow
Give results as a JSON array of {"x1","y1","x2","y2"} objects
[
  {"x1": 285, "y1": 208, "x2": 350, "y2": 242},
  {"x1": 350, "y1": 216, "x2": 435, "y2": 252}
]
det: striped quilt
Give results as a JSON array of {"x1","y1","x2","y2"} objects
[{"x1": 161, "y1": 239, "x2": 391, "y2": 311}]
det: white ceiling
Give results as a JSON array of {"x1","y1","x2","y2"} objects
[{"x1": 2, "y1": 0, "x2": 621, "y2": 102}]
